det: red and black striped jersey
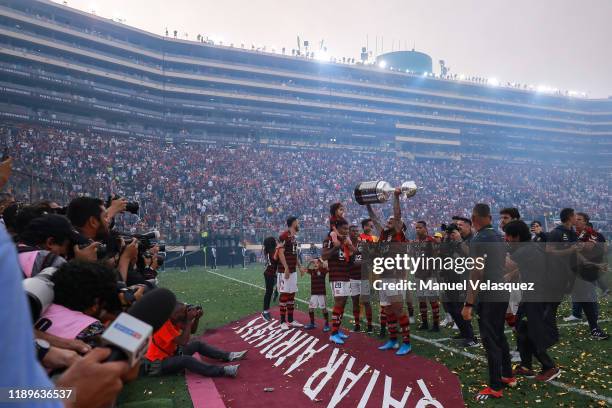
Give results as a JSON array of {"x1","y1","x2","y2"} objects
[
  {"x1": 349, "y1": 241, "x2": 365, "y2": 280},
  {"x1": 349, "y1": 247, "x2": 363, "y2": 280},
  {"x1": 412, "y1": 236, "x2": 434, "y2": 279},
  {"x1": 308, "y1": 267, "x2": 327, "y2": 295},
  {"x1": 379, "y1": 228, "x2": 407, "y2": 243},
  {"x1": 264, "y1": 249, "x2": 278, "y2": 277},
  {"x1": 278, "y1": 230, "x2": 298, "y2": 273},
  {"x1": 323, "y1": 236, "x2": 349, "y2": 282},
  {"x1": 412, "y1": 236, "x2": 435, "y2": 254}
]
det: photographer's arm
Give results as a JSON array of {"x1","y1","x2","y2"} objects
[
  {"x1": 106, "y1": 197, "x2": 127, "y2": 221},
  {"x1": 117, "y1": 240, "x2": 138, "y2": 282},
  {"x1": 190, "y1": 314, "x2": 202, "y2": 334},
  {"x1": 35, "y1": 330, "x2": 92, "y2": 354},
  {"x1": 73, "y1": 242, "x2": 99, "y2": 262},
  {"x1": 42, "y1": 346, "x2": 81, "y2": 370},
  {"x1": 174, "y1": 320, "x2": 193, "y2": 346}
]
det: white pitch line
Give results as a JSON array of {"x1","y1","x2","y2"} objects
[
  {"x1": 436, "y1": 317, "x2": 612, "y2": 340},
  {"x1": 202, "y1": 269, "x2": 612, "y2": 404},
  {"x1": 502, "y1": 318, "x2": 612, "y2": 335}
]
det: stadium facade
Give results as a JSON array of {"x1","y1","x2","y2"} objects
[{"x1": 0, "y1": 0, "x2": 611, "y2": 164}]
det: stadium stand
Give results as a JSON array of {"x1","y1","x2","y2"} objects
[
  {"x1": 0, "y1": 0, "x2": 610, "y2": 245},
  {"x1": 3, "y1": 124, "x2": 610, "y2": 244}
]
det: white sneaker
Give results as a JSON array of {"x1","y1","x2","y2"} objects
[
  {"x1": 280, "y1": 323, "x2": 290, "y2": 330},
  {"x1": 510, "y1": 350, "x2": 521, "y2": 363},
  {"x1": 409, "y1": 316, "x2": 415, "y2": 324},
  {"x1": 289, "y1": 321, "x2": 304, "y2": 328},
  {"x1": 563, "y1": 315, "x2": 581, "y2": 322},
  {"x1": 441, "y1": 315, "x2": 453, "y2": 326}
]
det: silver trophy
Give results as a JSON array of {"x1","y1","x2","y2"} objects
[{"x1": 354, "y1": 180, "x2": 418, "y2": 205}]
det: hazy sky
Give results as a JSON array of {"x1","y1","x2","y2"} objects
[{"x1": 61, "y1": 0, "x2": 612, "y2": 98}]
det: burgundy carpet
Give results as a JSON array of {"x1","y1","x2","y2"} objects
[{"x1": 186, "y1": 308, "x2": 464, "y2": 407}]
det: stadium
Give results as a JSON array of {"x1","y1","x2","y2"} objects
[{"x1": 0, "y1": 0, "x2": 610, "y2": 407}]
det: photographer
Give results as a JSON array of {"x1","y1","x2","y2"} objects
[
  {"x1": 36, "y1": 261, "x2": 122, "y2": 347},
  {"x1": 453, "y1": 216, "x2": 474, "y2": 243},
  {"x1": 1, "y1": 219, "x2": 131, "y2": 408},
  {"x1": 122, "y1": 236, "x2": 163, "y2": 287},
  {"x1": 143, "y1": 302, "x2": 246, "y2": 378},
  {"x1": 17, "y1": 214, "x2": 71, "y2": 277},
  {"x1": 3, "y1": 202, "x2": 49, "y2": 238},
  {"x1": 116, "y1": 237, "x2": 140, "y2": 283},
  {"x1": 66, "y1": 197, "x2": 110, "y2": 261}
]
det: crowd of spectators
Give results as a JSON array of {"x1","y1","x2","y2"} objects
[{"x1": 3, "y1": 124, "x2": 610, "y2": 244}]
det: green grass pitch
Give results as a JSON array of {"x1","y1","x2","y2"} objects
[{"x1": 118, "y1": 265, "x2": 611, "y2": 408}]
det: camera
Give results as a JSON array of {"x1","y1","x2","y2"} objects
[
  {"x1": 78, "y1": 242, "x2": 108, "y2": 258},
  {"x1": 69, "y1": 228, "x2": 109, "y2": 259},
  {"x1": 440, "y1": 223, "x2": 459, "y2": 233},
  {"x1": 121, "y1": 230, "x2": 161, "y2": 250},
  {"x1": 119, "y1": 231, "x2": 164, "y2": 275},
  {"x1": 106, "y1": 194, "x2": 139, "y2": 215},
  {"x1": 186, "y1": 304, "x2": 203, "y2": 313},
  {"x1": 117, "y1": 282, "x2": 147, "y2": 305},
  {"x1": 144, "y1": 249, "x2": 166, "y2": 266}
]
